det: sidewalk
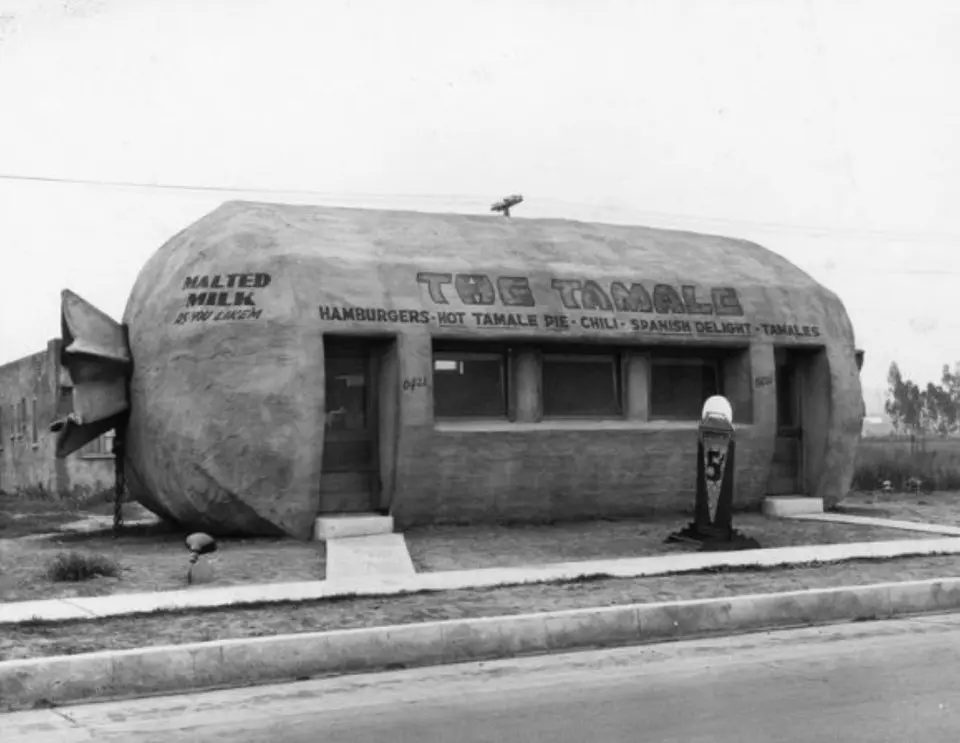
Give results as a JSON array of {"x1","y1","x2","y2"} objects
[
  {"x1": 3, "y1": 510, "x2": 960, "y2": 625},
  {"x1": 5, "y1": 510, "x2": 960, "y2": 712}
]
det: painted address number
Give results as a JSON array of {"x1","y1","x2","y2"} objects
[{"x1": 402, "y1": 376, "x2": 429, "y2": 392}]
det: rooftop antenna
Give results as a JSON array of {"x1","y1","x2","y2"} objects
[{"x1": 491, "y1": 193, "x2": 524, "y2": 218}]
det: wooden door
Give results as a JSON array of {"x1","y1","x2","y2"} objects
[
  {"x1": 318, "y1": 338, "x2": 380, "y2": 513},
  {"x1": 768, "y1": 350, "x2": 804, "y2": 495}
]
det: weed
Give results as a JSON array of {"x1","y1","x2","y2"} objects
[{"x1": 46, "y1": 551, "x2": 120, "y2": 582}]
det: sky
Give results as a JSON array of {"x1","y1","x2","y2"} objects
[{"x1": 1, "y1": 0, "x2": 958, "y2": 413}]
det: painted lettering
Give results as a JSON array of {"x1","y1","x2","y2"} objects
[
  {"x1": 186, "y1": 291, "x2": 256, "y2": 307},
  {"x1": 543, "y1": 314, "x2": 570, "y2": 329},
  {"x1": 580, "y1": 280, "x2": 613, "y2": 311},
  {"x1": 496, "y1": 276, "x2": 535, "y2": 307},
  {"x1": 454, "y1": 274, "x2": 497, "y2": 305},
  {"x1": 471, "y1": 312, "x2": 539, "y2": 328},
  {"x1": 181, "y1": 273, "x2": 271, "y2": 291},
  {"x1": 416, "y1": 272, "x2": 453, "y2": 304},
  {"x1": 610, "y1": 282, "x2": 653, "y2": 313},
  {"x1": 681, "y1": 285, "x2": 714, "y2": 315},
  {"x1": 711, "y1": 287, "x2": 744, "y2": 316},
  {"x1": 694, "y1": 320, "x2": 752, "y2": 335},
  {"x1": 759, "y1": 322, "x2": 822, "y2": 338},
  {"x1": 631, "y1": 318, "x2": 693, "y2": 334},
  {"x1": 437, "y1": 311, "x2": 467, "y2": 326},
  {"x1": 551, "y1": 279, "x2": 582, "y2": 309},
  {"x1": 652, "y1": 284, "x2": 686, "y2": 314},
  {"x1": 319, "y1": 305, "x2": 431, "y2": 324},
  {"x1": 579, "y1": 315, "x2": 619, "y2": 330}
]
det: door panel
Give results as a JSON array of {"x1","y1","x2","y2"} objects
[
  {"x1": 769, "y1": 350, "x2": 804, "y2": 495},
  {"x1": 319, "y1": 338, "x2": 380, "y2": 513}
]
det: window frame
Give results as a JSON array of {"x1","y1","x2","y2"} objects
[
  {"x1": 431, "y1": 343, "x2": 510, "y2": 420},
  {"x1": 540, "y1": 350, "x2": 624, "y2": 420},
  {"x1": 648, "y1": 355, "x2": 722, "y2": 421}
]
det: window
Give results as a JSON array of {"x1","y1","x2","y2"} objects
[
  {"x1": 101, "y1": 430, "x2": 116, "y2": 456},
  {"x1": 81, "y1": 431, "x2": 116, "y2": 458},
  {"x1": 31, "y1": 398, "x2": 38, "y2": 444},
  {"x1": 59, "y1": 385, "x2": 74, "y2": 417},
  {"x1": 650, "y1": 358, "x2": 720, "y2": 420},
  {"x1": 542, "y1": 352, "x2": 622, "y2": 417},
  {"x1": 18, "y1": 398, "x2": 26, "y2": 439},
  {"x1": 432, "y1": 346, "x2": 507, "y2": 418},
  {"x1": 430, "y1": 340, "x2": 745, "y2": 425}
]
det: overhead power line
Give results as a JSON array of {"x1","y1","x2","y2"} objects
[{"x1": 1, "y1": 170, "x2": 959, "y2": 244}]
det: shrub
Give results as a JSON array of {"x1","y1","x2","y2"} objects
[
  {"x1": 46, "y1": 551, "x2": 120, "y2": 582},
  {"x1": 853, "y1": 437, "x2": 960, "y2": 491}
]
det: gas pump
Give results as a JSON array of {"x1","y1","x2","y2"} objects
[{"x1": 667, "y1": 395, "x2": 760, "y2": 551}]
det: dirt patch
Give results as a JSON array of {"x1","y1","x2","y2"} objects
[
  {"x1": 0, "y1": 519, "x2": 325, "y2": 602},
  {"x1": 5, "y1": 553, "x2": 960, "y2": 662},
  {"x1": 0, "y1": 498, "x2": 92, "y2": 539},
  {"x1": 405, "y1": 512, "x2": 944, "y2": 572}
]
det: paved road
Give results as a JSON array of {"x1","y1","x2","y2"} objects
[{"x1": 6, "y1": 614, "x2": 960, "y2": 742}]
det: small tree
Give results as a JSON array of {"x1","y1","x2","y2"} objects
[{"x1": 885, "y1": 362, "x2": 922, "y2": 435}]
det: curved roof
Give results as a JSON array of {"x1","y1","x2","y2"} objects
[
  {"x1": 163, "y1": 200, "x2": 821, "y2": 288},
  {"x1": 124, "y1": 200, "x2": 856, "y2": 346}
]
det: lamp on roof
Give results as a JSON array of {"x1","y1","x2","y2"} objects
[{"x1": 491, "y1": 194, "x2": 523, "y2": 218}]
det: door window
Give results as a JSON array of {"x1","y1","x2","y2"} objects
[{"x1": 325, "y1": 356, "x2": 368, "y2": 432}]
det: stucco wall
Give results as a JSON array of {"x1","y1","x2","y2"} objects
[
  {"x1": 0, "y1": 340, "x2": 115, "y2": 499},
  {"x1": 387, "y1": 331, "x2": 779, "y2": 527}
]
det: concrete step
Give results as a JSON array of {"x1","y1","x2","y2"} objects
[
  {"x1": 313, "y1": 513, "x2": 393, "y2": 541},
  {"x1": 763, "y1": 495, "x2": 825, "y2": 517}
]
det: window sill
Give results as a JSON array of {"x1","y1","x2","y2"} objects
[
  {"x1": 81, "y1": 454, "x2": 115, "y2": 461},
  {"x1": 435, "y1": 419, "x2": 757, "y2": 433},
  {"x1": 435, "y1": 419, "x2": 750, "y2": 433}
]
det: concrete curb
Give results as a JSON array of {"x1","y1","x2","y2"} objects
[{"x1": 4, "y1": 576, "x2": 960, "y2": 711}]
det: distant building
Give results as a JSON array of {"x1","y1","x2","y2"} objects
[{"x1": 0, "y1": 340, "x2": 115, "y2": 497}]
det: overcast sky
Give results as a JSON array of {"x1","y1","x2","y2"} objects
[{"x1": 1, "y1": 0, "x2": 958, "y2": 409}]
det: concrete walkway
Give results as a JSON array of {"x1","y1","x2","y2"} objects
[
  {"x1": 784, "y1": 511, "x2": 960, "y2": 536},
  {"x1": 325, "y1": 533, "x2": 416, "y2": 581}
]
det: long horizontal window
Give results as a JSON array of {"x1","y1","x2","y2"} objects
[
  {"x1": 432, "y1": 340, "x2": 745, "y2": 424},
  {"x1": 432, "y1": 346, "x2": 507, "y2": 419}
]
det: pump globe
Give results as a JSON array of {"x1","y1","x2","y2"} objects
[{"x1": 701, "y1": 395, "x2": 734, "y2": 424}]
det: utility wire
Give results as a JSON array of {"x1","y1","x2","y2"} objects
[{"x1": 2, "y1": 170, "x2": 960, "y2": 244}]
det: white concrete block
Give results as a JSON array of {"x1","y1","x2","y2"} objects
[
  {"x1": 313, "y1": 514, "x2": 394, "y2": 541},
  {"x1": 763, "y1": 496, "x2": 825, "y2": 517},
  {"x1": 326, "y1": 534, "x2": 416, "y2": 581}
]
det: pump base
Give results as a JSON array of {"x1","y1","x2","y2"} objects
[{"x1": 665, "y1": 523, "x2": 761, "y2": 552}]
